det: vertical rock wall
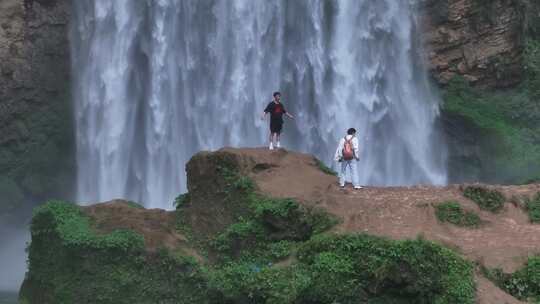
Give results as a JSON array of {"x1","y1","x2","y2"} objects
[
  {"x1": 421, "y1": 0, "x2": 526, "y2": 88},
  {"x1": 0, "y1": 0, "x2": 73, "y2": 219}
]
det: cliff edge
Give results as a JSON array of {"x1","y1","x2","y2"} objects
[{"x1": 20, "y1": 148, "x2": 540, "y2": 303}]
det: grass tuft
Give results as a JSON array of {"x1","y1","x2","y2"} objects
[
  {"x1": 435, "y1": 201, "x2": 481, "y2": 227},
  {"x1": 314, "y1": 157, "x2": 337, "y2": 176},
  {"x1": 463, "y1": 186, "x2": 505, "y2": 213},
  {"x1": 525, "y1": 192, "x2": 540, "y2": 223}
]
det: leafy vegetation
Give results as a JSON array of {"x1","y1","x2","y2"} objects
[
  {"x1": 206, "y1": 235, "x2": 475, "y2": 304},
  {"x1": 173, "y1": 193, "x2": 190, "y2": 209},
  {"x1": 209, "y1": 179, "x2": 338, "y2": 262},
  {"x1": 31, "y1": 201, "x2": 144, "y2": 253},
  {"x1": 463, "y1": 186, "x2": 505, "y2": 212},
  {"x1": 482, "y1": 256, "x2": 540, "y2": 302},
  {"x1": 125, "y1": 200, "x2": 144, "y2": 209},
  {"x1": 314, "y1": 157, "x2": 337, "y2": 176},
  {"x1": 525, "y1": 192, "x2": 540, "y2": 223},
  {"x1": 435, "y1": 201, "x2": 481, "y2": 227}
]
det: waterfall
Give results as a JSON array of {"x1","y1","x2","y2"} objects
[{"x1": 71, "y1": 0, "x2": 447, "y2": 209}]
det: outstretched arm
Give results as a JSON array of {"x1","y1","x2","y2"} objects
[
  {"x1": 262, "y1": 102, "x2": 271, "y2": 120},
  {"x1": 285, "y1": 112, "x2": 294, "y2": 119}
]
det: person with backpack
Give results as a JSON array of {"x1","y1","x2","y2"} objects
[
  {"x1": 261, "y1": 92, "x2": 294, "y2": 150},
  {"x1": 334, "y1": 128, "x2": 362, "y2": 189}
]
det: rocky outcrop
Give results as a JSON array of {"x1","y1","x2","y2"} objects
[
  {"x1": 420, "y1": 0, "x2": 527, "y2": 88},
  {"x1": 0, "y1": 0, "x2": 73, "y2": 218},
  {"x1": 20, "y1": 148, "x2": 540, "y2": 303}
]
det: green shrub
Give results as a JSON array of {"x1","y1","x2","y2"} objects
[
  {"x1": 207, "y1": 235, "x2": 475, "y2": 304},
  {"x1": 525, "y1": 192, "x2": 540, "y2": 223},
  {"x1": 232, "y1": 176, "x2": 256, "y2": 191},
  {"x1": 212, "y1": 196, "x2": 337, "y2": 262},
  {"x1": 212, "y1": 219, "x2": 264, "y2": 255},
  {"x1": 297, "y1": 234, "x2": 475, "y2": 304},
  {"x1": 463, "y1": 186, "x2": 505, "y2": 212},
  {"x1": 483, "y1": 256, "x2": 540, "y2": 301},
  {"x1": 208, "y1": 262, "x2": 311, "y2": 304},
  {"x1": 174, "y1": 193, "x2": 190, "y2": 209},
  {"x1": 314, "y1": 157, "x2": 337, "y2": 176},
  {"x1": 125, "y1": 201, "x2": 144, "y2": 209},
  {"x1": 267, "y1": 240, "x2": 294, "y2": 260},
  {"x1": 435, "y1": 201, "x2": 481, "y2": 227}
]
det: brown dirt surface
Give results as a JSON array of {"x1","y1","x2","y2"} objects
[
  {"x1": 82, "y1": 148, "x2": 540, "y2": 303},
  {"x1": 82, "y1": 200, "x2": 202, "y2": 261}
]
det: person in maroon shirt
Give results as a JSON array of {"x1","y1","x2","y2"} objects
[{"x1": 261, "y1": 92, "x2": 294, "y2": 150}]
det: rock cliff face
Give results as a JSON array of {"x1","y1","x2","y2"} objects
[
  {"x1": 0, "y1": 0, "x2": 73, "y2": 218},
  {"x1": 420, "y1": 0, "x2": 527, "y2": 88}
]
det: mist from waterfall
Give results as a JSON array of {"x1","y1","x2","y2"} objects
[{"x1": 71, "y1": 0, "x2": 447, "y2": 209}]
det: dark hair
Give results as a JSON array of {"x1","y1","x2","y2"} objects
[
  {"x1": 347, "y1": 128, "x2": 356, "y2": 135},
  {"x1": 273, "y1": 91, "x2": 281, "y2": 97}
]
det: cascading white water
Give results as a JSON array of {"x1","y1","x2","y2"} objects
[{"x1": 71, "y1": 0, "x2": 447, "y2": 209}]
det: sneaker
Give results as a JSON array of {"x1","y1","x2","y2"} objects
[
  {"x1": 339, "y1": 184, "x2": 345, "y2": 188},
  {"x1": 354, "y1": 186, "x2": 363, "y2": 189},
  {"x1": 276, "y1": 141, "x2": 281, "y2": 148},
  {"x1": 269, "y1": 142, "x2": 274, "y2": 150}
]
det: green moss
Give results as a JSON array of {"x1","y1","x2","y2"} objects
[
  {"x1": 482, "y1": 256, "x2": 540, "y2": 301},
  {"x1": 31, "y1": 201, "x2": 144, "y2": 251},
  {"x1": 314, "y1": 157, "x2": 337, "y2": 176},
  {"x1": 125, "y1": 201, "x2": 144, "y2": 209},
  {"x1": 206, "y1": 235, "x2": 475, "y2": 304},
  {"x1": 463, "y1": 186, "x2": 505, "y2": 212},
  {"x1": 525, "y1": 192, "x2": 540, "y2": 223},
  {"x1": 22, "y1": 201, "x2": 208, "y2": 304},
  {"x1": 297, "y1": 235, "x2": 475, "y2": 304},
  {"x1": 173, "y1": 193, "x2": 190, "y2": 209},
  {"x1": 211, "y1": 195, "x2": 338, "y2": 263},
  {"x1": 435, "y1": 201, "x2": 481, "y2": 227}
]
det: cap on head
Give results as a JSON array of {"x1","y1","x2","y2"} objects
[
  {"x1": 347, "y1": 128, "x2": 356, "y2": 135},
  {"x1": 273, "y1": 91, "x2": 281, "y2": 97}
]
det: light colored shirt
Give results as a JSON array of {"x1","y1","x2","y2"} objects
[{"x1": 334, "y1": 135, "x2": 360, "y2": 161}]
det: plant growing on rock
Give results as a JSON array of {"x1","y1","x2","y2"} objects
[
  {"x1": 483, "y1": 256, "x2": 540, "y2": 301},
  {"x1": 463, "y1": 186, "x2": 505, "y2": 213},
  {"x1": 435, "y1": 201, "x2": 481, "y2": 227},
  {"x1": 525, "y1": 192, "x2": 540, "y2": 223}
]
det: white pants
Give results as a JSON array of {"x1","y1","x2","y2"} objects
[{"x1": 339, "y1": 160, "x2": 360, "y2": 187}]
